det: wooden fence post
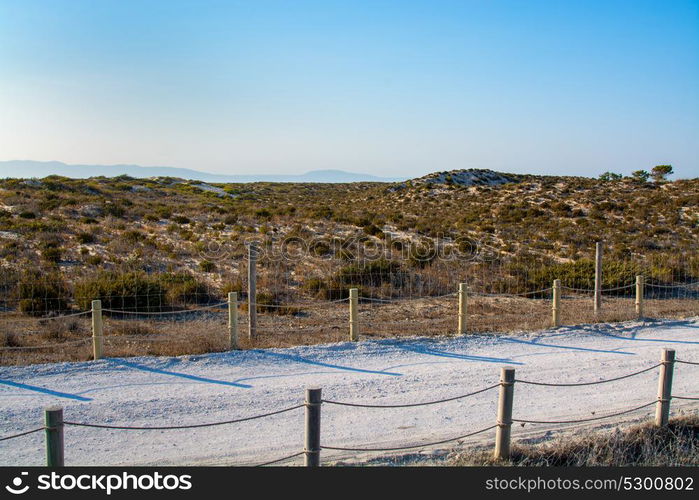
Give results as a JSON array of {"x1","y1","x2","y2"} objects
[
  {"x1": 45, "y1": 406, "x2": 64, "y2": 467},
  {"x1": 228, "y1": 292, "x2": 239, "y2": 350},
  {"x1": 594, "y1": 241, "x2": 603, "y2": 314},
  {"x1": 349, "y1": 288, "x2": 359, "y2": 341},
  {"x1": 91, "y1": 299, "x2": 103, "y2": 361},
  {"x1": 635, "y1": 275, "x2": 644, "y2": 319},
  {"x1": 552, "y1": 279, "x2": 561, "y2": 327},
  {"x1": 655, "y1": 348, "x2": 675, "y2": 427},
  {"x1": 494, "y1": 367, "x2": 515, "y2": 460},
  {"x1": 458, "y1": 283, "x2": 468, "y2": 335},
  {"x1": 248, "y1": 243, "x2": 257, "y2": 340},
  {"x1": 304, "y1": 388, "x2": 322, "y2": 467}
]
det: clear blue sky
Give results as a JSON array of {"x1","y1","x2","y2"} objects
[{"x1": 1, "y1": 0, "x2": 697, "y2": 178}]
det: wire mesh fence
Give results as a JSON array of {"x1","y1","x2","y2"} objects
[{"x1": 1, "y1": 240, "x2": 697, "y2": 364}]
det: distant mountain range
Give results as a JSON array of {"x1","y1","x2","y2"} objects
[{"x1": 0, "y1": 160, "x2": 404, "y2": 183}]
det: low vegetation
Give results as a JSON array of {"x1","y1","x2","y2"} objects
[
  {"x1": 0, "y1": 169, "x2": 697, "y2": 364},
  {"x1": 1, "y1": 172, "x2": 696, "y2": 308},
  {"x1": 450, "y1": 415, "x2": 699, "y2": 466}
]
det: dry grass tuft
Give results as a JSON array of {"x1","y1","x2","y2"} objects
[{"x1": 452, "y1": 415, "x2": 699, "y2": 466}]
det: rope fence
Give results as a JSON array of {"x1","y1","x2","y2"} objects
[
  {"x1": 4, "y1": 348, "x2": 696, "y2": 467},
  {"x1": 321, "y1": 425, "x2": 499, "y2": 453},
  {"x1": 0, "y1": 427, "x2": 45, "y2": 442},
  {"x1": 512, "y1": 401, "x2": 657, "y2": 425},
  {"x1": 253, "y1": 452, "x2": 305, "y2": 467},
  {"x1": 322, "y1": 384, "x2": 499, "y2": 409},
  {"x1": 63, "y1": 404, "x2": 304, "y2": 431},
  {"x1": 515, "y1": 363, "x2": 661, "y2": 387}
]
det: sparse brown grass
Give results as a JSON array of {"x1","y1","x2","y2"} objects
[{"x1": 450, "y1": 414, "x2": 699, "y2": 466}]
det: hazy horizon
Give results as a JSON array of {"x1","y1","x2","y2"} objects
[
  {"x1": 1, "y1": 159, "x2": 698, "y2": 181},
  {"x1": 1, "y1": 1, "x2": 697, "y2": 179}
]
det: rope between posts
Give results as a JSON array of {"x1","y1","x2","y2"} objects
[
  {"x1": 0, "y1": 338, "x2": 91, "y2": 350},
  {"x1": 38, "y1": 310, "x2": 93, "y2": 320},
  {"x1": 472, "y1": 288, "x2": 552, "y2": 299},
  {"x1": 103, "y1": 336, "x2": 182, "y2": 343},
  {"x1": 0, "y1": 427, "x2": 45, "y2": 442},
  {"x1": 675, "y1": 359, "x2": 699, "y2": 366},
  {"x1": 322, "y1": 384, "x2": 499, "y2": 408},
  {"x1": 562, "y1": 284, "x2": 636, "y2": 293},
  {"x1": 600, "y1": 283, "x2": 636, "y2": 292},
  {"x1": 322, "y1": 424, "x2": 497, "y2": 452},
  {"x1": 515, "y1": 363, "x2": 661, "y2": 387},
  {"x1": 254, "y1": 451, "x2": 305, "y2": 467},
  {"x1": 513, "y1": 401, "x2": 656, "y2": 425},
  {"x1": 63, "y1": 404, "x2": 303, "y2": 430},
  {"x1": 645, "y1": 281, "x2": 699, "y2": 289},
  {"x1": 358, "y1": 292, "x2": 458, "y2": 303},
  {"x1": 247, "y1": 298, "x2": 349, "y2": 308},
  {"x1": 102, "y1": 302, "x2": 229, "y2": 315},
  {"x1": 561, "y1": 285, "x2": 594, "y2": 292},
  {"x1": 672, "y1": 395, "x2": 699, "y2": 401}
]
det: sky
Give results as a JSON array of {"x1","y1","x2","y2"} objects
[{"x1": 0, "y1": 0, "x2": 697, "y2": 179}]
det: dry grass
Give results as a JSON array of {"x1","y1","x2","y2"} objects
[
  {"x1": 450, "y1": 414, "x2": 699, "y2": 466},
  {"x1": 1, "y1": 296, "x2": 696, "y2": 365}
]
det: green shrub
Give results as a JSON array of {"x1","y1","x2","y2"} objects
[
  {"x1": 302, "y1": 259, "x2": 402, "y2": 299},
  {"x1": 363, "y1": 223, "x2": 383, "y2": 237},
  {"x1": 333, "y1": 259, "x2": 403, "y2": 287},
  {"x1": 161, "y1": 272, "x2": 215, "y2": 306},
  {"x1": 199, "y1": 260, "x2": 216, "y2": 272},
  {"x1": 74, "y1": 271, "x2": 166, "y2": 311},
  {"x1": 76, "y1": 232, "x2": 96, "y2": 244},
  {"x1": 86, "y1": 255, "x2": 102, "y2": 266},
  {"x1": 240, "y1": 292, "x2": 297, "y2": 315},
  {"x1": 103, "y1": 203, "x2": 125, "y2": 218},
  {"x1": 17, "y1": 270, "x2": 69, "y2": 316},
  {"x1": 41, "y1": 246, "x2": 62, "y2": 263}
]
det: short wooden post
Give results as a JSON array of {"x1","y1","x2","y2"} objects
[
  {"x1": 247, "y1": 243, "x2": 257, "y2": 340},
  {"x1": 45, "y1": 406, "x2": 64, "y2": 467},
  {"x1": 635, "y1": 275, "x2": 644, "y2": 319},
  {"x1": 304, "y1": 388, "x2": 322, "y2": 467},
  {"x1": 494, "y1": 367, "x2": 515, "y2": 460},
  {"x1": 91, "y1": 299, "x2": 103, "y2": 360},
  {"x1": 228, "y1": 292, "x2": 239, "y2": 350},
  {"x1": 594, "y1": 241, "x2": 603, "y2": 314},
  {"x1": 655, "y1": 348, "x2": 675, "y2": 427},
  {"x1": 349, "y1": 288, "x2": 359, "y2": 341},
  {"x1": 458, "y1": 283, "x2": 468, "y2": 335},
  {"x1": 552, "y1": 279, "x2": 561, "y2": 327}
]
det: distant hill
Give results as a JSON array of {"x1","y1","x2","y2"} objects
[
  {"x1": 389, "y1": 169, "x2": 522, "y2": 191},
  {"x1": 0, "y1": 160, "x2": 403, "y2": 183}
]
